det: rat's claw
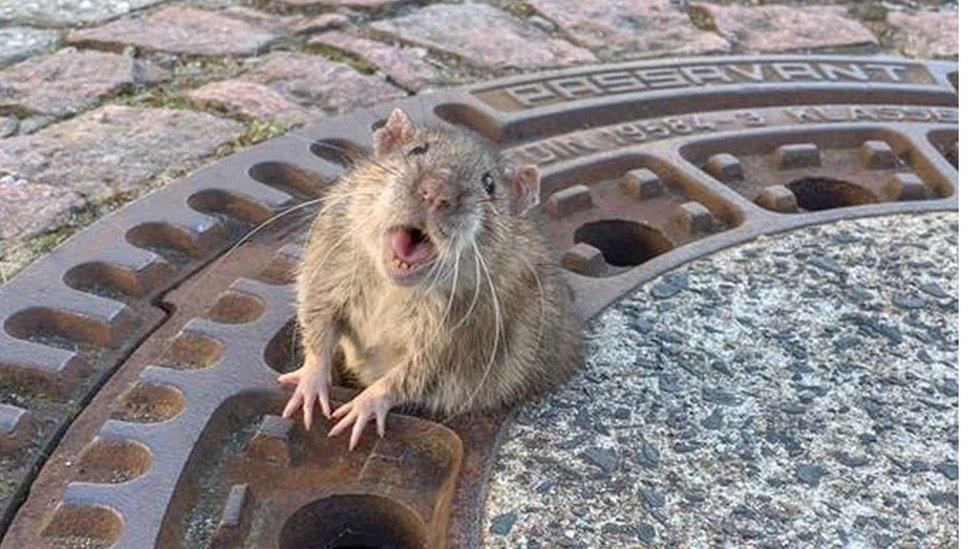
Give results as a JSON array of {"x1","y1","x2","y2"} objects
[
  {"x1": 328, "y1": 384, "x2": 392, "y2": 450},
  {"x1": 318, "y1": 392, "x2": 332, "y2": 419},
  {"x1": 277, "y1": 371, "x2": 301, "y2": 386},
  {"x1": 282, "y1": 389, "x2": 302, "y2": 419}
]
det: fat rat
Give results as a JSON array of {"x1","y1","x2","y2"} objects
[{"x1": 279, "y1": 108, "x2": 580, "y2": 449}]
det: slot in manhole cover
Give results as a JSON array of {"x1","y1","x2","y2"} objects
[{"x1": 0, "y1": 56, "x2": 957, "y2": 548}]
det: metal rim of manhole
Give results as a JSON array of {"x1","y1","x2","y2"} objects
[{"x1": 0, "y1": 55, "x2": 957, "y2": 548}]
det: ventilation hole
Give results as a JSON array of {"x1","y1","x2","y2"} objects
[
  {"x1": 112, "y1": 383, "x2": 186, "y2": 423},
  {"x1": 248, "y1": 162, "x2": 330, "y2": 199},
  {"x1": 126, "y1": 223, "x2": 199, "y2": 264},
  {"x1": 255, "y1": 253, "x2": 298, "y2": 285},
  {"x1": 785, "y1": 178, "x2": 877, "y2": 211},
  {"x1": 948, "y1": 71, "x2": 958, "y2": 90},
  {"x1": 160, "y1": 331, "x2": 224, "y2": 369},
  {"x1": 188, "y1": 189, "x2": 272, "y2": 227},
  {"x1": 41, "y1": 504, "x2": 123, "y2": 548},
  {"x1": 264, "y1": 319, "x2": 302, "y2": 374},
  {"x1": 76, "y1": 439, "x2": 152, "y2": 483},
  {"x1": 278, "y1": 494, "x2": 426, "y2": 549},
  {"x1": 574, "y1": 220, "x2": 673, "y2": 267},
  {"x1": 310, "y1": 139, "x2": 367, "y2": 168},
  {"x1": 205, "y1": 291, "x2": 265, "y2": 324},
  {"x1": 4, "y1": 307, "x2": 115, "y2": 349},
  {"x1": 63, "y1": 262, "x2": 151, "y2": 300}
]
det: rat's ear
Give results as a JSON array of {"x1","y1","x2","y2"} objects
[
  {"x1": 508, "y1": 165, "x2": 541, "y2": 216},
  {"x1": 372, "y1": 108, "x2": 416, "y2": 155}
]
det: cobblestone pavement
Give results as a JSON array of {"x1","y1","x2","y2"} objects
[
  {"x1": 0, "y1": 0, "x2": 959, "y2": 280},
  {"x1": 484, "y1": 213, "x2": 958, "y2": 547}
]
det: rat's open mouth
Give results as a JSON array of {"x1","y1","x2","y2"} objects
[{"x1": 384, "y1": 225, "x2": 438, "y2": 283}]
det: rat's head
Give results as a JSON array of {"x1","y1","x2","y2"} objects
[{"x1": 350, "y1": 108, "x2": 540, "y2": 287}]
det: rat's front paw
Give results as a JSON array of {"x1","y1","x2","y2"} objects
[
  {"x1": 278, "y1": 357, "x2": 332, "y2": 429},
  {"x1": 328, "y1": 382, "x2": 393, "y2": 451}
]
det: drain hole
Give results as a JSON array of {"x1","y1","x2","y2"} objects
[
  {"x1": 249, "y1": 161, "x2": 330, "y2": 199},
  {"x1": 264, "y1": 319, "x2": 303, "y2": 374},
  {"x1": 310, "y1": 139, "x2": 366, "y2": 168},
  {"x1": 279, "y1": 494, "x2": 426, "y2": 549},
  {"x1": 126, "y1": 223, "x2": 199, "y2": 264},
  {"x1": 76, "y1": 439, "x2": 153, "y2": 483},
  {"x1": 785, "y1": 178, "x2": 877, "y2": 211},
  {"x1": 160, "y1": 331, "x2": 224, "y2": 369},
  {"x1": 63, "y1": 262, "x2": 146, "y2": 300},
  {"x1": 255, "y1": 253, "x2": 298, "y2": 285},
  {"x1": 574, "y1": 220, "x2": 672, "y2": 267},
  {"x1": 205, "y1": 291, "x2": 265, "y2": 324},
  {"x1": 188, "y1": 189, "x2": 272, "y2": 227},
  {"x1": 112, "y1": 383, "x2": 186, "y2": 423},
  {"x1": 41, "y1": 504, "x2": 123, "y2": 547},
  {"x1": 4, "y1": 307, "x2": 114, "y2": 349}
]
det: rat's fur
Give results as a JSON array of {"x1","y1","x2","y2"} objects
[{"x1": 296, "y1": 113, "x2": 579, "y2": 417}]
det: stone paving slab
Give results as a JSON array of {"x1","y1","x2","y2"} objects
[
  {"x1": 308, "y1": 31, "x2": 444, "y2": 91},
  {"x1": 371, "y1": 3, "x2": 596, "y2": 70},
  {"x1": 484, "y1": 213, "x2": 957, "y2": 547},
  {"x1": 208, "y1": 51, "x2": 404, "y2": 115},
  {"x1": 67, "y1": 6, "x2": 279, "y2": 56},
  {"x1": 0, "y1": 174, "x2": 83, "y2": 243},
  {"x1": 0, "y1": 0, "x2": 164, "y2": 27},
  {"x1": 692, "y1": 3, "x2": 878, "y2": 53},
  {"x1": 0, "y1": 27, "x2": 57, "y2": 67},
  {"x1": 526, "y1": 0, "x2": 730, "y2": 58},
  {"x1": 0, "y1": 48, "x2": 164, "y2": 118},
  {"x1": 185, "y1": 80, "x2": 319, "y2": 127},
  {"x1": 0, "y1": 105, "x2": 243, "y2": 202},
  {"x1": 887, "y1": 11, "x2": 958, "y2": 59}
]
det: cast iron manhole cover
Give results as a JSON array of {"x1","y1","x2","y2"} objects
[{"x1": 0, "y1": 55, "x2": 957, "y2": 548}]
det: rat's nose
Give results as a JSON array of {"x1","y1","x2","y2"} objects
[{"x1": 419, "y1": 180, "x2": 454, "y2": 213}]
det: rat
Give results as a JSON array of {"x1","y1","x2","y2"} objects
[{"x1": 279, "y1": 108, "x2": 580, "y2": 449}]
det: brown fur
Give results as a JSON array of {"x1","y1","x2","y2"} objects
[{"x1": 296, "y1": 116, "x2": 579, "y2": 417}]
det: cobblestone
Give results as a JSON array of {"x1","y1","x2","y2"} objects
[
  {"x1": 308, "y1": 31, "x2": 443, "y2": 91},
  {"x1": 527, "y1": 0, "x2": 730, "y2": 58},
  {"x1": 0, "y1": 0, "x2": 164, "y2": 27},
  {"x1": 692, "y1": 3, "x2": 878, "y2": 53},
  {"x1": 67, "y1": 6, "x2": 278, "y2": 56},
  {"x1": 0, "y1": 26, "x2": 57, "y2": 67},
  {"x1": 186, "y1": 80, "x2": 318, "y2": 126},
  {"x1": 0, "y1": 174, "x2": 83, "y2": 243},
  {"x1": 0, "y1": 105, "x2": 242, "y2": 202},
  {"x1": 887, "y1": 11, "x2": 958, "y2": 59},
  {"x1": 0, "y1": 48, "x2": 163, "y2": 118},
  {"x1": 371, "y1": 3, "x2": 596, "y2": 70},
  {"x1": 275, "y1": 0, "x2": 406, "y2": 9},
  {"x1": 229, "y1": 51, "x2": 403, "y2": 114}
]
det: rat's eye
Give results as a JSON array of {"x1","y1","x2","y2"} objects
[
  {"x1": 407, "y1": 143, "x2": 429, "y2": 156},
  {"x1": 481, "y1": 172, "x2": 495, "y2": 196}
]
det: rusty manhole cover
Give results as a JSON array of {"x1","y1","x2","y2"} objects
[{"x1": 0, "y1": 56, "x2": 957, "y2": 548}]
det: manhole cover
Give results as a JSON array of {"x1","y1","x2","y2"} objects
[{"x1": 0, "y1": 56, "x2": 957, "y2": 548}]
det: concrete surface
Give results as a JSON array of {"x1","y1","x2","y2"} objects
[{"x1": 484, "y1": 213, "x2": 958, "y2": 547}]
